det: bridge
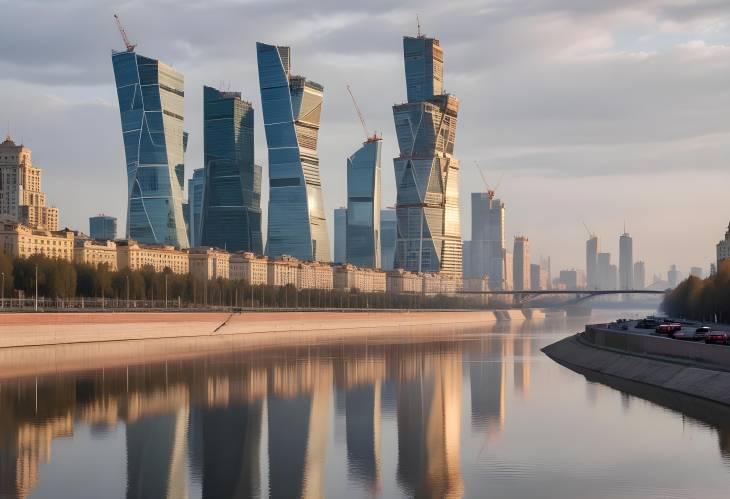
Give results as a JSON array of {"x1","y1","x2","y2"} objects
[{"x1": 456, "y1": 289, "x2": 666, "y2": 305}]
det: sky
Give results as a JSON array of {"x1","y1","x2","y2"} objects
[{"x1": 1, "y1": 0, "x2": 729, "y2": 282}]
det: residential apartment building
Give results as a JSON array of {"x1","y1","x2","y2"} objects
[
  {"x1": 298, "y1": 261, "x2": 334, "y2": 290},
  {"x1": 267, "y1": 255, "x2": 300, "y2": 287},
  {"x1": 229, "y1": 252, "x2": 268, "y2": 285},
  {"x1": 189, "y1": 247, "x2": 230, "y2": 281},
  {"x1": 334, "y1": 264, "x2": 387, "y2": 293},
  {"x1": 116, "y1": 240, "x2": 189, "y2": 274},
  {"x1": 74, "y1": 239, "x2": 118, "y2": 270},
  {"x1": 0, "y1": 221, "x2": 73, "y2": 260},
  {"x1": 386, "y1": 269, "x2": 421, "y2": 294}
]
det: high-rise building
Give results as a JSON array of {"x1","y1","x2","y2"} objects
[
  {"x1": 200, "y1": 86, "x2": 262, "y2": 253},
  {"x1": 530, "y1": 263, "x2": 547, "y2": 290},
  {"x1": 380, "y1": 209, "x2": 397, "y2": 271},
  {"x1": 0, "y1": 136, "x2": 59, "y2": 231},
  {"x1": 346, "y1": 138, "x2": 382, "y2": 268},
  {"x1": 690, "y1": 266, "x2": 703, "y2": 279},
  {"x1": 468, "y1": 192, "x2": 506, "y2": 289},
  {"x1": 633, "y1": 261, "x2": 646, "y2": 289},
  {"x1": 608, "y1": 264, "x2": 618, "y2": 290},
  {"x1": 586, "y1": 236, "x2": 599, "y2": 290},
  {"x1": 716, "y1": 223, "x2": 730, "y2": 270},
  {"x1": 256, "y1": 43, "x2": 330, "y2": 262},
  {"x1": 393, "y1": 35, "x2": 462, "y2": 275},
  {"x1": 111, "y1": 50, "x2": 189, "y2": 248},
  {"x1": 512, "y1": 236, "x2": 530, "y2": 291},
  {"x1": 187, "y1": 168, "x2": 205, "y2": 248},
  {"x1": 597, "y1": 252, "x2": 611, "y2": 290},
  {"x1": 89, "y1": 215, "x2": 117, "y2": 241},
  {"x1": 334, "y1": 207, "x2": 347, "y2": 264},
  {"x1": 619, "y1": 232, "x2": 633, "y2": 290},
  {"x1": 668, "y1": 265, "x2": 680, "y2": 288}
]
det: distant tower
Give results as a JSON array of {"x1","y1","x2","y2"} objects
[
  {"x1": 256, "y1": 43, "x2": 330, "y2": 262},
  {"x1": 380, "y1": 209, "x2": 397, "y2": 271},
  {"x1": 597, "y1": 252, "x2": 611, "y2": 290},
  {"x1": 619, "y1": 231, "x2": 633, "y2": 290},
  {"x1": 346, "y1": 138, "x2": 382, "y2": 268},
  {"x1": 333, "y1": 207, "x2": 347, "y2": 264},
  {"x1": 512, "y1": 236, "x2": 530, "y2": 291},
  {"x1": 200, "y1": 86, "x2": 262, "y2": 253},
  {"x1": 89, "y1": 215, "x2": 117, "y2": 241},
  {"x1": 111, "y1": 49, "x2": 189, "y2": 248},
  {"x1": 668, "y1": 265, "x2": 680, "y2": 288},
  {"x1": 633, "y1": 261, "x2": 646, "y2": 290},
  {"x1": 469, "y1": 192, "x2": 506, "y2": 290},
  {"x1": 716, "y1": 222, "x2": 730, "y2": 271},
  {"x1": 187, "y1": 168, "x2": 205, "y2": 247},
  {"x1": 585, "y1": 236, "x2": 599, "y2": 290},
  {"x1": 393, "y1": 33, "x2": 462, "y2": 275}
]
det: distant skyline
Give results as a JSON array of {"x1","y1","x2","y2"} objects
[{"x1": 1, "y1": 0, "x2": 729, "y2": 277}]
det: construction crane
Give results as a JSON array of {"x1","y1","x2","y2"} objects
[
  {"x1": 474, "y1": 161, "x2": 502, "y2": 200},
  {"x1": 114, "y1": 14, "x2": 136, "y2": 53},
  {"x1": 582, "y1": 221, "x2": 595, "y2": 239},
  {"x1": 346, "y1": 85, "x2": 380, "y2": 143}
]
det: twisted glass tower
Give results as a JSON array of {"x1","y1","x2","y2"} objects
[
  {"x1": 346, "y1": 138, "x2": 382, "y2": 268},
  {"x1": 256, "y1": 43, "x2": 330, "y2": 262},
  {"x1": 111, "y1": 50, "x2": 189, "y2": 248},
  {"x1": 200, "y1": 86, "x2": 263, "y2": 253},
  {"x1": 393, "y1": 36, "x2": 462, "y2": 274}
]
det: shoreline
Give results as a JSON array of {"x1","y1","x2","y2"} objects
[{"x1": 0, "y1": 309, "x2": 551, "y2": 349}]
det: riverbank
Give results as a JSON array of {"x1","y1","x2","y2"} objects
[
  {"x1": 543, "y1": 324, "x2": 730, "y2": 406},
  {"x1": 0, "y1": 308, "x2": 549, "y2": 349}
]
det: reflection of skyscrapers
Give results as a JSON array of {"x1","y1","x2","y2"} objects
[
  {"x1": 256, "y1": 43, "x2": 330, "y2": 262},
  {"x1": 586, "y1": 236, "x2": 599, "y2": 290},
  {"x1": 619, "y1": 232, "x2": 633, "y2": 290},
  {"x1": 393, "y1": 35, "x2": 462, "y2": 275},
  {"x1": 380, "y1": 209, "x2": 397, "y2": 271},
  {"x1": 111, "y1": 50, "x2": 189, "y2": 248},
  {"x1": 345, "y1": 382, "x2": 382, "y2": 489},
  {"x1": 200, "y1": 86, "x2": 262, "y2": 253},
  {"x1": 346, "y1": 139, "x2": 382, "y2": 268},
  {"x1": 469, "y1": 336, "x2": 506, "y2": 436},
  {"x1": 467, "y1": 193, "x2": 506, "y2": 289},
  {"x1": 513, "y1": 336, "x2": 531, "y2": 398}
]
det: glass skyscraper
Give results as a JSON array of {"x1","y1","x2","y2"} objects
[
  {"x1": 187, "y1": 168, "x2": 205, "y2": 248},
  {"x1": 380, "y1": 208, "x2": 397, "y2": 271},
  {"x1": 89, "y1": 215, "x2": 117, "y2": 241},
  {"x1": 333, "y1": 207, "x2": 347, "y2": 264},
  {"x1": 346, "y1": 138, "x2": 382, "y2": 268},
  {"x1": 111, "y1": 50, "x2": 189, "y2": 248},
  {"x1": 256, "y1": 43, "x2": 330, "y2": 262},
  {"x1": 200, "y1": 86, "x2": 262, "y2": 253},
  {"x1": 393, "y1": 35, "x2": 462, "y2": 275}
]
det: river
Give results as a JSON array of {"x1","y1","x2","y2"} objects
[{"x1": 2, "y1": 309, "x2": 730, "y2": 499}]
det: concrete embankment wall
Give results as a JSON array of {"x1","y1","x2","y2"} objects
[
  {"x1": 543, "y1": 330, "x2": 730, "y2": 406},
  {"x1": 0, "y1": 309, "x2": 544, "y2": 350}
]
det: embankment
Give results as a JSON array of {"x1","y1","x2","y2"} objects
[{"x1": 543, "y1": 326, "x2": 730, "y2": 406}]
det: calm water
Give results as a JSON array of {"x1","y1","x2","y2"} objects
[{"x1": 3, "y1": 310, "x2": 730, "y2": 499}]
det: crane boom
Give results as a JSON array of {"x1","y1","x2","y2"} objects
[
  {"x1": 346, "y1": 84, "x2": 370, "y2": 141},
  {"x1": 114, "y1": 14, "x2": 136, "y2": 52},
  {"x1": 582, "y1": 221, "x2": 595, "y2": 238}
]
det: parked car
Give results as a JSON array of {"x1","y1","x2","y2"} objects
[
  {"x1": 705, "y1": 332, "x2": 728, "y2": 345},
  {"x1": 695, "y1": 326, "x2": 711, "y2": 340},
  {"x1": 672, "y1": 329, "x2": 698, "y2": 341},
  {"x1": 638, "y1": 319, "x2": 661, "y2": 329}
]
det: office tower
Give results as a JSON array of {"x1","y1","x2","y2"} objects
[
  {"x1": 716, "y1": 223, "x2": 730, "y2": 270},
  {"x1": 462, "y1": 240, "x2": 472, "y2": 277},
  {"x1": 346, "y1": 138, "x2": 382, "y2": 268},
  {"x1": 89, "y1": 215, "x2": 117, "y2": 240},
  {"x1": 541, "y1": 256, "x2": 552, "y2": 290},
  {"x1": 187, "y1": 168, "x2": 205, "y2": 247},
  {"x1": 503, "y1": 250, "x2": 513, "y2": 291},
  {"x1": 668, "y1": 265, "x2": 680, "y2": 288},
  {"x1": 512, "y1": 236, "x2": 530, "y2": 291},
  {"x1": 634, "y1": 261, "x2": 646, "y2": 289},
  {"x1": 597, "y1": 252, "x2": 611, "y2": 290},
  {"x1": 380, "y1": 208, "x2": 397, "y2": 271},
  {"x1": 256, "y1": 43, "x2": 330, "y2": 262},
  {"x1": 619, "y1": 232, "x2": 633, "y2": 289},
  {"x1": 608, "y1": 264, "x2": 618, "y2": 289},
  {"x1": 710, "y1": 262, "x2": 717, "y2": 276},
  {"x1": 334, "y1": 207, "x2": 347, "y2": 263},
  {"x1": 586, "y1": 236, "x2": 599, "y2": 290},
  {"x1": 111, "y1": 50, "x2": 189, "y2": 248},
  {"x1": 392, "y1": 35, "x2": 462, "y2": 275},
  {"x1": 530, "y1": 263, "x2": 547, "y2": 290},
  {"x1": 200, "y1": 86, "x2": 262, "y2": 253},
  {"x1": 0, "y1": 136, "x2": 59, "y2": 230},
  {"x1": 690, "y1": 266, "x2": 703, "y2": 279},
  {"x1": 468, "y1": 192, "x2": 506, "y2": 289}
]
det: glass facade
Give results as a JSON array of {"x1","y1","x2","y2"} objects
[
  {"x1": 346, "y1": 139, "x2": 381, "y2": 268},
  {"x1": 466, "y1": 193, "x2": 506, "y2": 289},
  {"x1": 380, "y1": 208, "x2": 397, "y2": 271},
  {"x1": 393, "y1": 36, "x2": 462, "y2": 275},
  {"x1": 200, "y1": 86, "x2": 263, "y2": 253},
  {"x1": 334, "y1": 207, "x2": 347, "y2": 264},
  {"x1": 89, "y1": 215, "x2": 117, "y2": 241},
  {"x1": 187, "y1": 168, "x2": 205, "y2": 247},
  {"x1": 256, "y1": 43, "x2": 330, "y2": 262},
  {"x1": 111, "y1": 51, "x2": 189, "y2": 248}
]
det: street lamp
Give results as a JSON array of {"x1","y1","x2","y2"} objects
[
  {"x1": 126, "y1": 275, "x2": 130, "y2": 308},
  {"x1": 34, "y1": 265, "x2": 38, "y2": 312}
]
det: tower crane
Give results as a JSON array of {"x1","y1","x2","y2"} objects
[
  {"x1": 346, "y1": 85, "x2": 380, "y2": 143},
  {"x1": 474, "y1": 161, "x2": 502, "y2": 200},
  {"x1": 582, "y1": 221, "x2": 595, "y2": 239},
  {"x1": 114, "y1": 14, "x2": 137, "y2": 53}
]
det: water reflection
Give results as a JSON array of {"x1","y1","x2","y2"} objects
[{"x1": 2, "y1": 316, "x2": 730, "y2": 498}]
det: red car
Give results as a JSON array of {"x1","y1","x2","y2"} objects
[
  {"x1": 705, "y1": 332, "x2": 728, "y2": 345},
  {"x1": 656, "y1": 323, "x2": 682, "y2": 335}
]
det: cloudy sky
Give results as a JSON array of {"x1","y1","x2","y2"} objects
[{"x1": 2, "y1": 0, "x2": 729, "y2": 281}]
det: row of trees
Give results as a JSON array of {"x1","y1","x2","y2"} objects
[
  {"x1": 662, "y1": 260, "x2": 730, "y2": 323},
  {"x1": 0, "y1": 253, "x2": 491, "y2": 310}
]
